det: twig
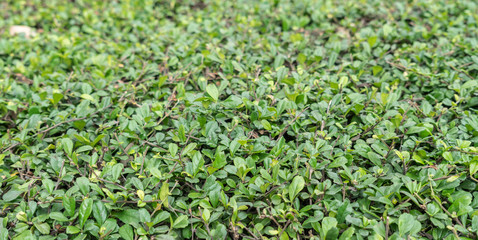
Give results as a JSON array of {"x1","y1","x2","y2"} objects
[
  {"x1": 351, "y1": 118, "x2": 382, "y2": 141},
  {"x1": 142, "y1": 140, "x2": 167, "y2": 151},
  {"x1": 230, "y1": 222, "x2": 239, "y2": 240},
  {"x1": 90, "y1": 166, "x2": 127, "y2": 190},
  {"x1": 63, "y1": 71, "x2": 74, "y2": 96},
  {"x1": 316, "y1": 100, "x2": 332, "y2": 140},
  {"x1": 244, "y1": 226, "x2": 260, "y2": 240},
  {"x1": 190, "y1": 208, "x2": 196, "y2": 239},
  {"x1": 134, "y1": 61, "x2": 148, "y2": 84},
  {"x1": 2, "y1": 142, "x2": 21, "y2": 154},
  {"x1": 167, "y1": 128, "x2": 195, "y2": 175},
  {"x1": 198, "y1": 208, "x2": 213, "y2": 240},
  {"x1": 385, "y1": 216, "x2": 389, "y2": 240},
  {"x1": 278, "y1": 220, "x2": 291, "y2": 239},
  {"x1": 66, "y1": 154, "x2": 85, "y2": 177},
  {"x1": 53, "y1": 158, "x2": 66, "y2": 191},
  {"x1": 450, "y1": 226, "x2": 461, "y2": 239},
  {"x1": 450, "y1": 148, "x2": 478, "y2": 155},
  {"x1": 277, "y1": 106, "x2": 309, "y2": 140},
  {"x1": 469, "y1": 175, "x2": 478, "y2": 183},
  {"x1": 386, "y1": 60, "x2": 431, "y2": 79},
  {"x1": 98, "y1": 177, "x2": 127, "y2": 190},
  {"x1": 447, "y1": 63, "x2": 473, "y2": 79},
  {"x1": 4, "y1": 198, "x2": 163, "y2": 206},
  {"x1": 139, "y1": 146, "x2": 149, "y2": 176},
  {"x1": 434, "y1": 196, "x2": 467, "y2": 234},
  {"x1": 259, "y1": 204, "x2": 281, "y2": 228},
  {"x1": 432, "y1": 174, "x2": 459, "y2": 181},
  {"x1": 113, "y1": 133, "x2": 129, "y2": 157},
  {"x1": 2, "y1": 93, "x2": 128, "y2": 154},
  {"x1": 38, "y1": 103, "x2": 113, "y2": 136}
]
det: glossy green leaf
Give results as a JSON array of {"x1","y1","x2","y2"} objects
[{"x1": 78, "y1": 198, "x2": 93, "y2": 229}]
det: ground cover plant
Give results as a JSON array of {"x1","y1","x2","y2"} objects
[{"x1": 1, "y1": 0, "x2": 478, "y2": 239}]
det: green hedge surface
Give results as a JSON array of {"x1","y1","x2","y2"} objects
[{"x1": 1, "y1": 0, "x2": 478, "y2": 239}]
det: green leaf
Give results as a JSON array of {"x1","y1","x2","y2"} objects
[
  {"x1": 91, "y1": 134, "x2": 105, "y2": 147},
  {"x1": 138, "y1": 208, "x2": 151, "y2": 223},
  {"x1": 118, "y1": 224, "x2": 134, "y2": 240},
  {"x1": 12, "y1": 230, "x2": 33, "y2": 240},
  {"x1": 93, "y1": 201, "x2": 107, "y2": 225},
  {"x1": 181, "y1": 143, "x2": 197, "y2": 156},
  {"x1": 78, "y1": 198, "x2": 93, "y2": 229},
  {"x1": 49, "y1": 212, "x2": 69, "y2": 222},
  {"x1": 160, "y1": 182, "x2": 170, "y2": 208},
  {"x1": 66, "y1": 226, "x2": 81, "y2": 234},
  {"x1": 101, "y1": 219, "x2": 118, "y2": 238},
  {"x1": 0, "y1": 227, "x2": 8, "y2": 240},
  {"x1": 462, "y1": 80, "x2": 477, "y2": 90},
  {"x1": 158, "y1": 76, "x2": 168, "y2": 88},
  {"x1": 115, "y1": 209, "x2": 140, "y2": 228},
  {"x1": 63, "y1": 196, "x2": 76, "y2": 217},
  {"x1": 470, "y1": 160, "x2": 478, "y2": 175},
  {"x1": 73, "y1": 233, "x2": 87, "y2": 240},
  {"x1": 76, "y1": 177, "x2": 90, "y2": 196},
  {"x1": 178, "y1": 124, "x2": 186, "y2": 143},
  {"x1": 449, "y1": 191, "x2": 473, "y2": 216},
  {"x1": 202, "y1": 208, "x2": 210, "y2": 223},
  {"x1": 149, "y1": 167, "x2": 162, "y2": 179},
  {"x1": 442, "y1": 151, "x2": 453, "y2": 162},
  {"x1": 339, "y1": 227, "x2": 355, "y2": 240},
  {"x1": 398, "y1": 213, "x2": 415, "y2": 236},
  {"x1": 2, "y1": 190, "x2": 22, "y2": 202},
  {"x1": 169, "y1": 143, "x2": 178, "y2": 156},
  {"x1": 33, "y1": 221, "x2": 50, "y2": 235},
  {"x1": 261, "y1": 120, "x2": 272, "y2": 130},
  {"x1": 110, "y1": 163, "x2": 124, "y2": 181},
  {"x1": 212, "y1": 223, "x2": 227, "y2": 240},
  {"x1": 206, "y1": 84, "x2": 219, "y2": 102},
  {"x1": 153, "y1": 211, "x2": 171, "y2": 225},
  {"x1": 62, "y1": 138, "x2": 73, "y2": 156},
  {"x1": 102, "y1": 188, "x2": 117, "y2": 203},
  {"x1": 172, "y1": 215, "x2": 189, "y2": 229},
  {"x1": 446, "y1": 175, "x2": 459, "y2": 182},
  {"x1": 229, "y1": 140, "x2": 240, "y2": 156},
  {"x1": 325, "y1": 228, "x2": 339, "y2": 240},
  {"x1": 367, "y1": 152, "x2": 382, "y2": 166},
  {"x1": 52, "y1": 92, "x2": 63, "y2": 105},
  {"x1": 80, "y1": 93, "x2": 96, "y2": 102},
  {"x1": 289, "y1": 176, "x2": 305, "y2": 201},
  {"x1": 213, "y1": 152, "x2": 227, "y2": 169},
  {"x1": 322, "y1": 217, "x2": 337, "y2": 234}
]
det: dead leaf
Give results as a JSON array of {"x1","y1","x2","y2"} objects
[
  {"x1": 9, "y1": 25, "x2": 37, "y2": 39},
  {"x1": 13, "y1": 73, "x2": 33, "y2": 85}
]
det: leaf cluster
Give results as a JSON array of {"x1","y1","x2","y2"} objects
[{"x1": 1, "y1": 0, "x2": 478, "y2": 240}]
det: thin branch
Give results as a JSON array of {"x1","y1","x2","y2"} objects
[
  {"x1": 198, "y1": 207, "x2": 213, "y2": 240},
  {"x1": 2, "y1": 93, "x2": 128, "y2": 154},
  {"x1": 139, "y1": 146, "x2": 149, "y2": 176},
  {"x1": 277, "y1": 106, "x2": 309, "y2": 141},
  {"x1": 450, "y1": 148, "x2": 478, "y2": 155},
  {"x1": 434, "y1": 196, "x2": 467, "y2": 234},
  {"x1": 351, "y1": 118, "x2": 382, "y2": 142},
  {"x1": 447, "y1": 63, "x2": 473, "y2": 79},
  {"x1": 89, "y1": 165, "x2": 127, "y2": 190},
  {"x1": 385, "y1": 216, "x2": 389, "y2": 240},
  {"x1": 244, "y1": 226, "x2": 260, "y2": 240},
  {"x1": 432, "y1": 174, "x2": 459, "y2": 181},
  {"x1": 278, "y1": 220, "x2": 291, "y2": 239},
  {"x1": 53, "y1": 158, "x2": 66, "y2": 191},
  {"x1": 38, "y1": 103, "x2": 113, "y2": 136}
]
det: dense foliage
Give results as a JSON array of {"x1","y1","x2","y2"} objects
[{"x1": 1, "y1": 0, "x2": 478, "y2": 239}]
